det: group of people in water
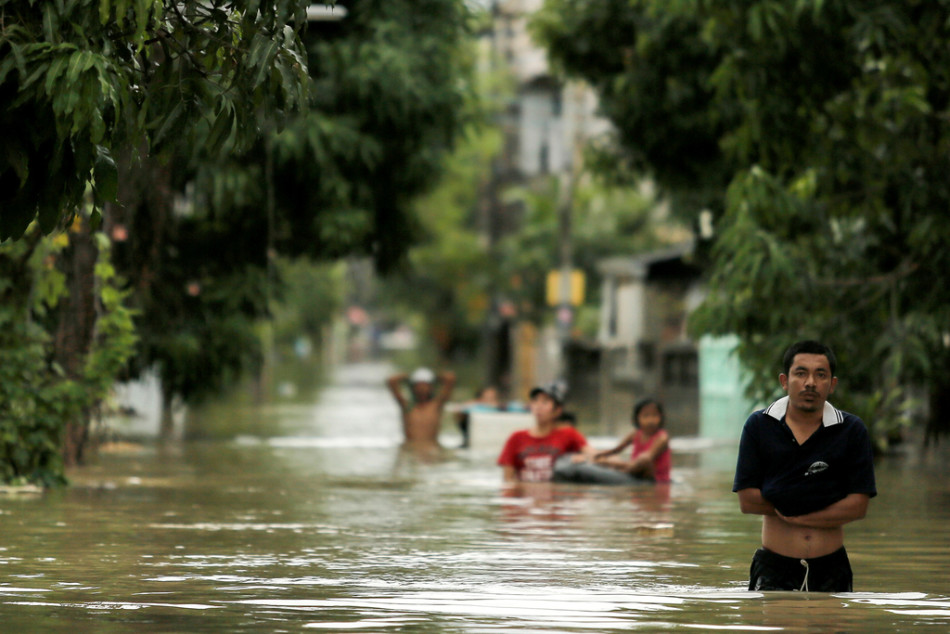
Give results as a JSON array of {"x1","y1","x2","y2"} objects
[
  {"x1": 386, "y1": 339, "x2": 877, "y2": 594},
  {"x1": 386, "y1": 368, "x2": 670, "y2": 485},
  {"x1": 496, "y1": 382, "x2": 671, "y2": 485}
]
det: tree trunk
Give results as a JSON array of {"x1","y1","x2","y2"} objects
[
  {"x1": 54, "y1": 224, "x2": 99, "y2": 466},
  {"x1": 160, "y1": 382, "x2": 176, "y2": 440},
  {"x1": 925, "y1": 374, "x2": 950, "y2": 447}
]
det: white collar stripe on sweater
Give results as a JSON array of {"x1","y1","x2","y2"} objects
[{"x1": 763, "y1": 395, "x2": 844, "y2": 426}]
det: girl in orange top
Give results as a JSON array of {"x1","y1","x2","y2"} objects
[{"x1": 595, "y1": 398, "x2": 671, "y2": 483}]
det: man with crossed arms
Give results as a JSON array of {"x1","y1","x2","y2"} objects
[{"x1": 733, "y1": 340, "x2": 877, "y2": 592}]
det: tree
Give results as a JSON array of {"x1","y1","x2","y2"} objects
[
  {"x1": 375, "y1": 6, "x2": 683, "y2": 384},
  {"x1": 374, "y1": 119, "x2": 503, "y2": 362},
  {"x1": 268, "y1": 0, "x2": 474, "y2": 269},
  {"x1": 532, "y1": 0, "x2": 734, "y2": 223},
  {"x1": 0, "y1": 226, "x2": 135, "y2": 486},
  {"x1": 112, "y1": 0, "x2": 475, "y2": 424},
  {"x1": 533, "y1": 0, "x2": 950, "y2": 446},
  {"x1": 0, "y1": 0, "x2": 309, "y2": 238},
  {"x1": 0, "y1": 0, "x2": 311, "y2": 479}
]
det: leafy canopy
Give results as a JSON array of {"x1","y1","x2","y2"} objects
[
  {"x1": 533, "y1": 0, "x2": 950, "y2": 444},
  {"x1": 0, "y1": 0, "x2": 309, "y2": 240},
  {"x1": 0, "y1": 227, "x2": 135, "y2": 486},
  {"x1": 115, "y1": 0, "x2": 475, "y2": 406}
]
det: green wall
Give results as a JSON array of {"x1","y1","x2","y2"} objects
[{"x1": 698, "y1": 335, "x2": 757, "y2": 440}]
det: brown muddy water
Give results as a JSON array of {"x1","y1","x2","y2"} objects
[{"x1": 0, "y1": 361, "x2": 948, "y2": 632}]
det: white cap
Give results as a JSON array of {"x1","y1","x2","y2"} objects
[{"x1": 409, "y1": 367, "x2": 436, "y2": 384}]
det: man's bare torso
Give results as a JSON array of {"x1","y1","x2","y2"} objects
[
  {"x1": 402, "y1": 400, "x2": 443, "y2": 444},
  {"x1": 762, "y1": 516, "x2": 843, "y2": 559}
]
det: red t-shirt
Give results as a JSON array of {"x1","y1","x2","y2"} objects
[
  {"x1": 497, "y1": 426, "x2": 589, "y2": 482},
  {"x1": 632, "y1": 429, "x2": 671, "y2": 483}
]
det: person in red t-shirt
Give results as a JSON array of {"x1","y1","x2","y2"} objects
[
  {"x1": 594, "y1": 398, "x2": 671, "y2": 483},
  {"x1": 497, "y1": 383, "x2": 597, "y2": 483}
]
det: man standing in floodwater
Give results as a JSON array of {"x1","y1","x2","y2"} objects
[
  {"x1": 387, "y1": 367, "x2": 456, "y2": 448},
  {"x1": 733, "y1": 340, "x2": 877, "y2": 592}
]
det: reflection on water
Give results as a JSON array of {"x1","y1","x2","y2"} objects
[{"x1": 0, "y1": 361, "x2": 948, "y2": 632}]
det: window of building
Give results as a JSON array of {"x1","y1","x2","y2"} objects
[{"x1": 662, "y1": 350, "x2": 698, "y2": 386}]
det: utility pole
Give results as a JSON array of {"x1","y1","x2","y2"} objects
[
  {"x1": 556, "y1": 169, "x2": 573, "y2": 376},
  {"x1": 555, "y1": 81, "x2": 586, "y2": 377},
  {"x1": 483, "y1": 0, "x2": 514, "y2": 393}
]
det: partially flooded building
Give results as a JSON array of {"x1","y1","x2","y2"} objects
[{"x1": 594, "y1": 243, "x2": 704, "y2": 438}]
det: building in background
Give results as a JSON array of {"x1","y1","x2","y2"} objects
[
  {"x1": 481, "y1": 1, "x2": 753, "y2": 437},
  {"x1": 593, "y1": 245, "x2": 758, "y2": 440},
  {"x1": 481, "y1": 0, "x2": 610, "y2": 402},
  {"x1": 595, "y1": 243, "x2": 704, "y2": 437},
  {"x1": 698, "y1": 334, "x2": 757, "y2": 440}
]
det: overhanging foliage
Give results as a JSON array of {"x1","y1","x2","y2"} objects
[
  {"x1": 0, "y1": 0, "x2": 310, "y2": 239},
  {"x1": 534, "y1": 0, "x2": 950, "y2": 445}
]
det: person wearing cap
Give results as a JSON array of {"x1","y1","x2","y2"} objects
[
  {"x1": 387, "y1": 367, "x2": 457, "y2": 448},
  {"x1": 733, "y1": 340, "x2": 877, "y2": 592},
  {"x1": 497, "y1": 382, "x2": 597, "y2": 483}
]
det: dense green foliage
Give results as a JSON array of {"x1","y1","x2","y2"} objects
[
  {"x1": 377, "y1": 15, "x2": 684, "y2": 371},
  {"x1": 374, "y1": 121, "x2": 502, "y2": 358},
  {"x1": 121, "y1": 205, "x2": 273, "y2": 403},
  {"x1": 1, "y1": 0, "x2": 472, "y2": 430},
  {"x1": 533, "y1": 0, "x2": 950, "y2": 445},
  {"x1": 268, "y1": 0, "x2": 474, "y2": 268},
  {"x1": 0, "y1": 0, "x2": 310, "y2": 480},
  {"x1": 532, "y1": 0, "x2": 732, "y2": 221},
  {"x1": 116, "y1": 0, "x2": 474, "y2": 407},
  {"x1": 0, "y1": 0, "x2": 309, "y2": 239},
  {"x1": 0, "y1": 226, "x2": 135, "y2": 486}
]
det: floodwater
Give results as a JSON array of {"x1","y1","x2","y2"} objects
[{"x1": 1, "y1": 361, "x2": 949, "y2": 632}]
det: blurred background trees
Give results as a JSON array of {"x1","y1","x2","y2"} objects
[
  {"x1": 532, "y1": 0, "x2": 950, "y2": 446},
  {"x1": 0, "y1": 0, "x2": 475, "y2": 481},
  {"x1": 115, "y1": 0, "x2": 475, "y2": 424}
]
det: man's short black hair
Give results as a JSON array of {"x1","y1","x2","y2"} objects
[{"x1": 782, "y1": 340, "x2": 837, "y2": 376}]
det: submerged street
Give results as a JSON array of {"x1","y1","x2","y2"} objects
[{"x1": 0, "y1": 360, "x2": 948, "y2": 632}]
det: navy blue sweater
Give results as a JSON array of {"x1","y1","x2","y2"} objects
[{"x1": 733, "y1": 397, "x2": 877, "y2": 517}]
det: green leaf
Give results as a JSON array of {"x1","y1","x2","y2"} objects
[
  {"x1": 151, "y1": 100, "x2": 185, "y2": 148},
  {"x1": 205, "y1": 106, "x2": 235, "y2": 153},
  {"x1": 250, "y1": 37, "x2": 280, "y2": 89},
  {"x1": 37, "y1": 191, "x2": 63, "y2": 233},
  {"x1": 44, "y1": 52, "x2": 72, "y2": 96},
  {"x1": 93, "y1": 146, "x2": 118, "y2": 204}
]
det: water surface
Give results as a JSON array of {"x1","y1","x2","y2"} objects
[{"x1": 0, "y1": 361, "x2": 948, "y2": 632}]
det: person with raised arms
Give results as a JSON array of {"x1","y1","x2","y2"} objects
[{"x1": 387, "y1": 367, "x2": 456, "y2": 449}]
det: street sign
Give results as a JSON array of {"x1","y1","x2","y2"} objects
[{"x1": 546, "y1": 269, "x2": 585, "y2": 306}]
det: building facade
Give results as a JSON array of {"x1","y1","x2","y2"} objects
[{"x1": 596, "y1": 244, "x2": 705, "y2": 438}]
